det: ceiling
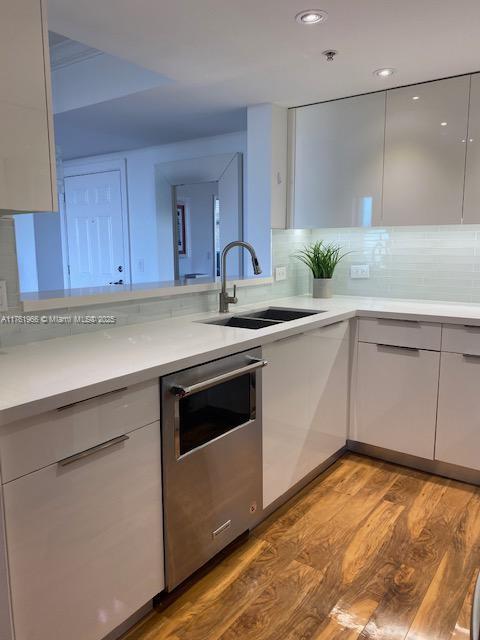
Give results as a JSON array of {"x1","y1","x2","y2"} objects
[{"x1": 48, "y1": 0, "x2": 480, "y2": 157}]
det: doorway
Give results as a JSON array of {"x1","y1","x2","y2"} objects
[{"x1": 63, "y1": 168, "x2": 130, "y2": 288}]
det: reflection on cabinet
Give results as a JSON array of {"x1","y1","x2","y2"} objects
[
  {"x1": 262, "y1": 321, "x2": 349, "y2": 508},
  {"x1": 290, "y1": 93, "x2": 385, "y2": 228},
  {"x1": 0, "y1": 0, "x2": 57, "y2": 214},
  {"x1": 464, "y1": 74, "x2": 480, "y2": 223},
  {"x1": 353, "y1": 341, "x2": 439, "y2": 459},
  {"x1": 436, "y1": 352, "x2": 480, "y2": 471},
  {"x1": 382, "y1": 76, "x2": 470, "y2": 226},
  {"x1": 4, "y1": 420, "x2": 164, "y2": 640}
]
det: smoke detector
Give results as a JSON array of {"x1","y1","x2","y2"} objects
[{"x1": 322, "y1": 50, "x2": 338, "y2": 62}]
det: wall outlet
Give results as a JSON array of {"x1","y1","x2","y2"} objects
[
  {"x1": 350, "y1": 264, "x2": 370, "y2": 279},
  {"x1": 275, "y1": 266, "x2": 287, "y2": 281},
  {"x1": 0, "y1": 281, "x2": 8, "y2": 312}
]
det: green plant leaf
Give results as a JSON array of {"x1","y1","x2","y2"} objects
[{"x1": 293, "y1": 241, "x2": 350, "y2": 279}]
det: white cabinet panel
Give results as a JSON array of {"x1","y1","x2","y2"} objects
[
  {"x1": 464, "y1": 74, "x2": 480, "y2": 223},
  {"x1": 291, "y1": 92, "x2": 385, "y2": 228},
  {"x1": 436, "y1": 352, "x2": 480, "y2": 470},
  {"x1": 0, "y1": 380, "x2": 160, "y2": 483},
  {"x1": 353, "y1": 342, "x2": 439, "y2": 459},
  {"x1": 382, "y1": 76, "x2": 469, "y2": 226},
  {"x1": 358, "y1": 317, "x2": 441, "y2": 350},
  {"x1": 262, "y1": 321, "x2": 349, "y2": 508},
  {"x1": 4, "y1": 421, "x2": 164, "y2": 640},
  {"x1": 0, "y1": 0, "x2": 56, "y2": 213},
  {"x1": 441, "y1": 323, "x2": 480, "y2": 355}
]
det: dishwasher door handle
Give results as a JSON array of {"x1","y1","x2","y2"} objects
[{"x1": 170, "y1": 357, "x2": 268, "y2": 398}]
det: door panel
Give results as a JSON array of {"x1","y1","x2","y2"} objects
[
  {"x1": 353, "y1": 342, "x2": 439, "y2": 459},
  {"x1": 262, "y1": 322, "x2": 349, "y2": 508},
  {"x1": 292, "y1": 92, "x2": 385, "y2": 228},
  {"x1": 436, "y1": 352, "x2": 480, "y2": 470},
  {"x1": 64, "y1": 170, "x2": 126, "y2": 287},
  {"x1": 382, "y1": 76, "x2": 469, "y2": 225},
  {"x1": 464, "y1": 74, "x2": 480, "y2": 223},
  {"x1": 4, "y1": 421, "x2": 164, "y2": 640}
]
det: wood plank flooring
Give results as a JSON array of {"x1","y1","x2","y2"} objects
[{"x1": 123, "y1": 454, "x2": 480, "y2": 640}]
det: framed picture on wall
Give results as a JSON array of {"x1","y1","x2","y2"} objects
[{"x1": 176, "y1": 203, "x2": 186, "y2": 255}]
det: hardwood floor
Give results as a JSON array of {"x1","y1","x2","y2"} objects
[{"x1": 123, "y1": 454, "x2": 480, "y2": 640}]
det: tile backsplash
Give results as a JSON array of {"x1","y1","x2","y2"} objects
[
  {"x1": 311, "y1": 225, "x2": 480, "y2": 303},
  {"x1": 6, "y1": 223, "x2": 480, "y2": 348}
]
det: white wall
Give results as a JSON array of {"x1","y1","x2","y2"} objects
[
  {"x1": 65, "y1": 131, "x2": 248, "y2": 284},
  {"x1": 14, "y1": 213, "x2": 63, "y2": 293},
  {"x1": 13, "y1": 215, "x2": 38, "y2": 293}
]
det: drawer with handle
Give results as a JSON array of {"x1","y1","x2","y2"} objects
[
  {"x1": 442, "y1": 323, "x2": 480, "y2": 356},
  {"x1": 0, "y1": 379, "x2": 160, "y2": 483},
  {"x1": 358, "y1": 317, "x2": 441, "y2": 351}
]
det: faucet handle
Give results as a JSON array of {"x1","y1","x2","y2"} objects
[{"x1": 231, "y1": 284, "x2": 238, "y2": 303}]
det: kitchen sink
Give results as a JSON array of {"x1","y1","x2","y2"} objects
[
  {"x1": 201, "y1": 307, "x2": 326, "y2": 330},
  {"x1": 245, "y1": 307, "x2": 325, "y2": 322},
  {"x1": 205, "y1": 316, "x2": 280, "y2": 330}
]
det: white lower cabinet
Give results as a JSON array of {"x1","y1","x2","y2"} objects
[
  {"x1": 353, "y1": 342, "x2": 439, "y2": 459},
  {"x1": 3, "y1": 420, "x2": 164, "y2": 640},
  {"x1": 436, "y1": 352, "x2": 480, "y2": 470},
  {"x1": 262, "y1": 321, "x2": 349, "y2": 508}
]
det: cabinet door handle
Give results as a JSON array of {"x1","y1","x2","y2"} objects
[
  {"x1": 463, "y1": 325, "x2": 480, "y2": 331},
  {"x1": 377, "y1": 319, "x2": 419, "y2": 325},
  {"x1": 57, "y1": 387, "x2": 128, "y2": 412},
  {"x1": 57, "y1": 434, "x2": 129, "y2": 467},
  {"x1": 462, "y1": 353, "x2": 480, "y2": 361},
  {"x1": 376, "y1": 343, "x2": 420, "y2": 354}
]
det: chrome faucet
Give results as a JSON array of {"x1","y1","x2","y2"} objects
[{"x1": 219, "y1": 241, "x2": 262, "y2": 313}]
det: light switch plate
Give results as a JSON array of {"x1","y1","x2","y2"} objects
[
  {"x1": 350, "y1": 264, "x2": 370, "y2": 279},
  {"x1": 0, "y1": 281, "x2": 8, "y2": 311},
  {"x1": 275, "y1": 266, "x2": 287, "y2": 281}
]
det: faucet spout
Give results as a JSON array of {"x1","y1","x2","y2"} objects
[{"x1": 219, "y1": 241, "x2": 262, "y2": 313}]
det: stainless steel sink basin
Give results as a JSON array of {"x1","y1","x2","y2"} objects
[
  {"x1": 205, "y1": 316, "x2": 280, "y2": 330},
  {"x1": 201, "y1": 307, "x2": 326, "y2": 330},
  {"x1": 245, "y1": 307, "x2": 325, "y2": 322}
]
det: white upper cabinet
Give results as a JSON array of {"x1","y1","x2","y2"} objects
[
  {"x1": 463, "y1": 74, "x2": 480, "y2": 223},
  {"x1": 0, "y1": 0, "x2": 57, "y2": 214},
  {"x1": 382, "y1": 76, "x2": 470, "y2": 226},
  {"x1": 289, "y1": 92, "x2": 386, "y2": 228}
]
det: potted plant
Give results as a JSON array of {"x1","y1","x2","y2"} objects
[{"x1": 294, "y1": 241, "x2": 348, "y2": 298}]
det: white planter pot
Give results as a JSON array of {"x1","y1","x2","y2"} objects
[{"x1": 312, "y1": 278, "x2": 332, "y2": 298}]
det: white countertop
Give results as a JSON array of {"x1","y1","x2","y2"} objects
[{"x1": 3, "y1": 294, "x2": 480, "y2": 426}]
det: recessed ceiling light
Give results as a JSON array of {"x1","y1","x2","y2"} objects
[
  {"x1": 295, "y1": 9, "x2": 328, "y2": 24},
  {"x1": 412, "y1": 96, "x2": 420, "y2": 100},
  {"x1": 441, "y1": 122, "x2": 448, "y2": 126},
  {"x1": 373, "y1": 68, "x2": 396, "y2": 78}
]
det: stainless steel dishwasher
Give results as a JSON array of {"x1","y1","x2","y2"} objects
[{"x1": 161, "y1": 348, "x2": 267, "y2": 590}]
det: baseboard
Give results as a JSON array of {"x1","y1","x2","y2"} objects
[{"x1": 347, "y1": 440, "x2": 480, "y2": 486}]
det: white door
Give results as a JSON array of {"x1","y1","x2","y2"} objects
[{"x1": 64, "y1": 171, "x2": 127, "y2": 288}]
